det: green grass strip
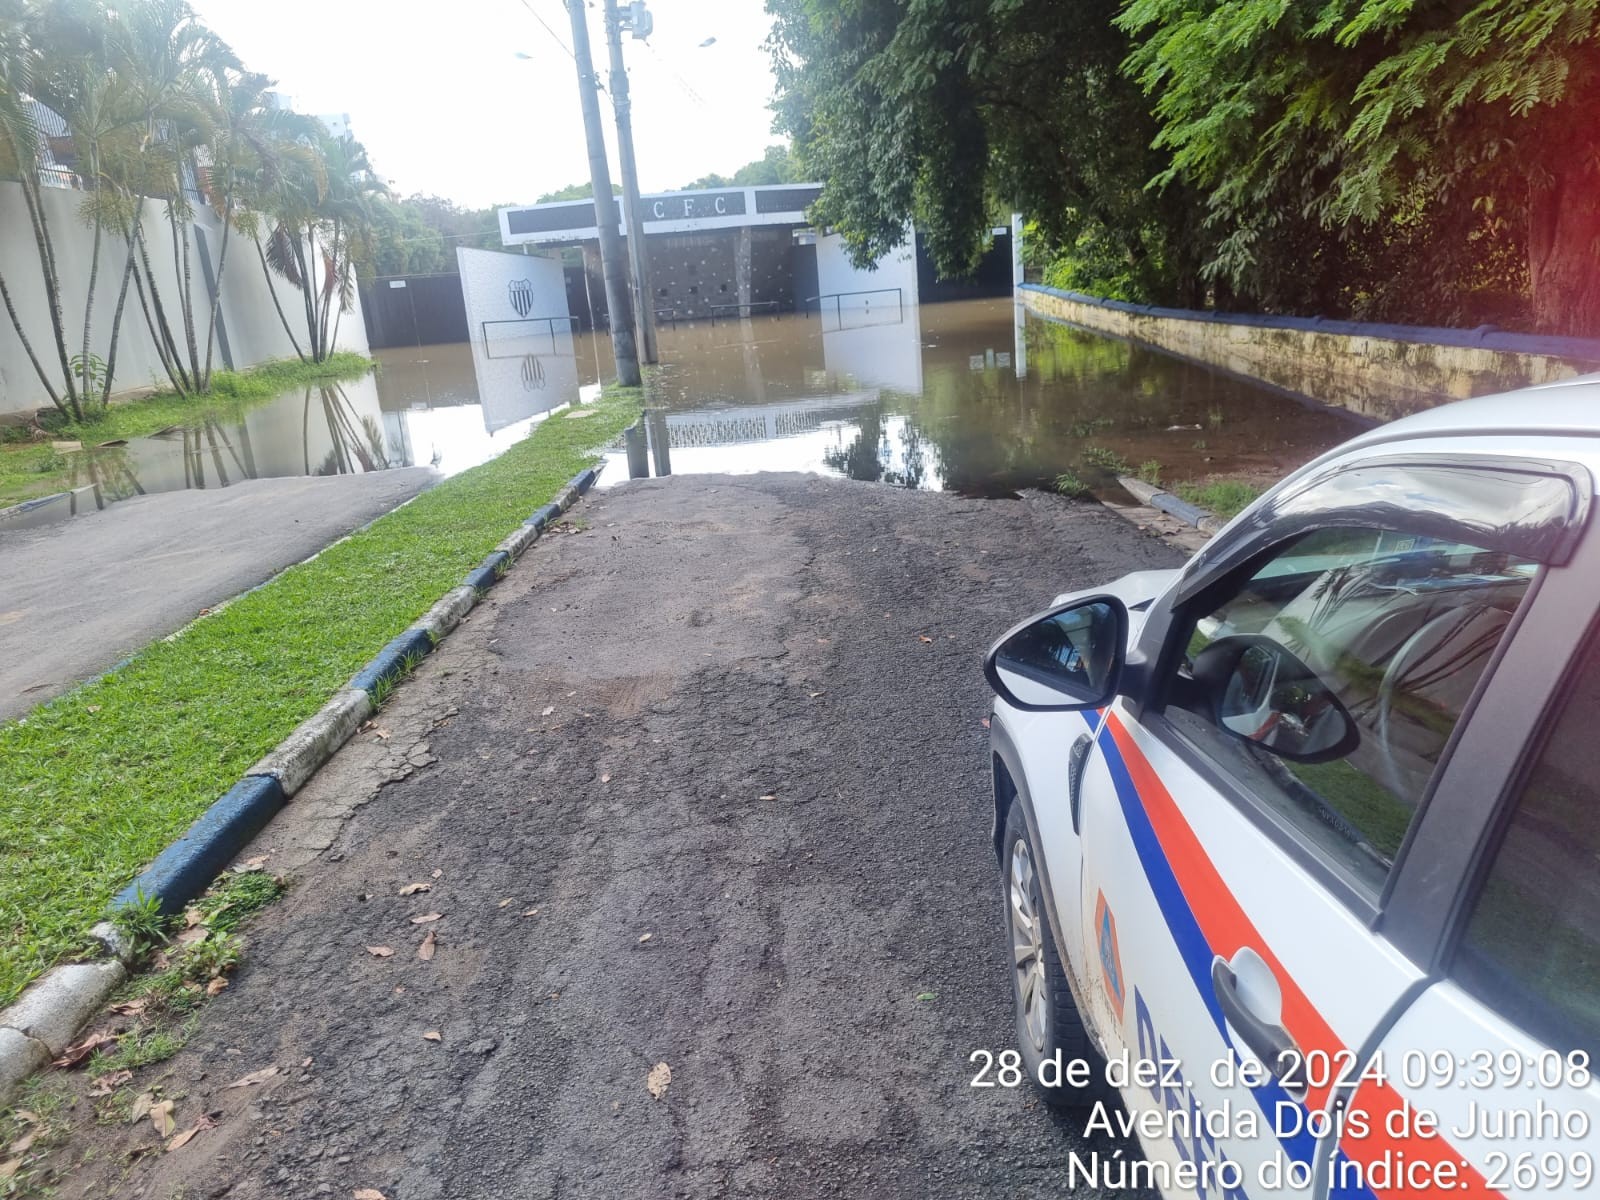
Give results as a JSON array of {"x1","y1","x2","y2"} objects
[
  {"x1": 0, "y1": 385, "x2": 641, "y2": 1006},
  {"x1": 0, "y1": 354, "x2": 374, "y2": 508}
]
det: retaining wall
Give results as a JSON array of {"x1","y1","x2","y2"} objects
[{"x1": 1019, "y1": 284, "x2": 1600, "y2": 420}]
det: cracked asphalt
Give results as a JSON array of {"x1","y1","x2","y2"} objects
[{"x1": 49, "y1": 473, "x2": 1183, "y2": 1199}]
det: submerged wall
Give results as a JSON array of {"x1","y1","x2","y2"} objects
[
  {"x1": 1019, "y1": 284, "x2": 1600, "y2": 421},
  {"x1": 0, "y1": 180, "x2": 369, "y2": 419}
]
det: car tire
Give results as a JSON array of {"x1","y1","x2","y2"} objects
[{"x1": 1002, "y1": 800, "x2": 1103, "y2": 1110}]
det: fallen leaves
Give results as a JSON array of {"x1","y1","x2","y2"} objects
[
  {"x1": 128, "y1": 1092, "x2": 156, "y2": 1124},
  {"x1": 354, "y1": 1189, "x2": 389, "y2": 1200},
  {"x1": 916, "y1": 991, "x2": 939, "y2": 1002},
  {"x1": 0, "y1": 1157, "x2": 21, "y2": 1181},
  {"x1": 918, "y1": 635, "x2": 934, "y2": 644},
  {"x1": 88, "y1": 1069, "x2": 131, "y2": 1097},
  {"x1": 53, "y1": 1031, "x2": 115, "y2": 1068},
  {"x1": 365, "y1": 946, "x2": 394, "y2": 958},
  {"x1": 430, "y1": 868, "x2": 443, "y2": 879},
  {"x1": 638, "y1": 932, "x2": 653, "y2": 943},
  {"x1": 399, "y1": 882, "x2": 432, "y2": 896},
  {"x1": 417, "y1": 930, "x2": 437, "y2": 961},
  {"x1": 422, "y1": 1031, "x2": 442, "y2": 1042},
  {"x1": 223, "y1": 1065, "x2": 279, "y2": 1090},
  {"x1": 149, "y1": 1098, "x2": 176, "y2": 1138},
  {"x1": 600, "y1": 772, "x2": 611, "y2": 784},
  {"x1": 409, "y1": 912, "x2": 442, "y2": 925},
  {"x1": 646, "y1": 1061, "x2": 672, "y2": 1100},
  {"x1": 206, "y1": 976, "x2": 230, "y2": 997},
  {"x1": 540, "y1": 705, "x2": 555, "y2": 717},
  {"x1": 520, "y1": 908, "x2": 540, "y2": 918},
  {"x1": 498, "y1": 898, "x2": 512, "y2": 908},
  {"x1": 166, "y1": 1114, "x2": 215, "y2": 1151}
]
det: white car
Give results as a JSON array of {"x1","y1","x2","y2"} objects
[{"x1": 984, "y1": 377, "x2": 1600, "y2": 1198}]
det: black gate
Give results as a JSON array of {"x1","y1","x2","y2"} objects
[{"x1": 359, "y1": 274, "x2": 470, "y2": 348}]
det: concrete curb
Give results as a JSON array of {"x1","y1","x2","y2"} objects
[
  {"x1": 0, "y1": 462, "x2": 606, "y2": 1107},
  {"x1": 1117, "y1": 475, "x2": 1226, "y2": 536},
  {"x1": 248, "y1": 687, "x2": 375, "y2": 797},
  {"x1": 111, "y1": 776, "x2": 287, "y2": 916}
]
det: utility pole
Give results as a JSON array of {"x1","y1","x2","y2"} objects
[
  {"x1": 565, "y1": 0, "x2": 640, "y2": 387},
  {"x1": 604, "y1": 0, "x2": 659, "y2": 364}
]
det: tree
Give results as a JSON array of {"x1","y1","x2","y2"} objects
[
  {"x1": 765, "y1": 0, "x2": 1211, "y2": 300},
  {"x1": 1118, "y1": 0, "x2": 1600, "y2": 334},
  {"x1": 367, "y1": 193, "x2": 501, "y2": 278},
  {"x1": 536, "y1": 180, "x2": 619, "y2": 203},
  {"x1": 682, "y1": 143, "x2": 803, "y2": 191}
]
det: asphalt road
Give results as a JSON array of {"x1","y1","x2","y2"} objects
[
  {"x1": 0, "y1": 469, "x2": 436, "y2": 720},
  {"x1": 49, "y1": 473, "x2": 1183, "y2": 1199}
]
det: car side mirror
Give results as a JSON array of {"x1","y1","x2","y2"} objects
[
  {"x1": 1190, "y1": 635, "x2": 1359, "y2": 763},
  {"x1": 984, "y1": 596, "x2": 1128, "y2": 712}
]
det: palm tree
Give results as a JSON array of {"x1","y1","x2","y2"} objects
[
  {"x1": 109, "y1": 0, "x2": 227, "y2": 396},
  {"x1": 0, "y1": 0, "x2": 87, "y2": 417},
  {"x1": 256, "y1": 128, "x2": 384, "y2": 362}
]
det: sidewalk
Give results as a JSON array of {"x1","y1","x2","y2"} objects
[{"x1": 20, "y1": 474, "x2": 1181, "y2": 1199}]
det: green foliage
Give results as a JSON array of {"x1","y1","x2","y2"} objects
[
  {"x1": 1117, "y1": 0, "x2": 1600, "y2": 331},
  {"x1": 766, "y1": 0, "x2": 1211, "y2": 298},
  {"x1": 1174, "y1": 478, "x2": 1264, "y2": 519},
  {"x1": 1054, "y1": 471, "x2": 1090, "y2": 498},
  {"x1": 110, "y1": 891, "x2": 167, "y2": 954},
  {"x1": 193, "y1": 870, "x2": 284, "y2": 934},
  {"x1": 683, "y1": 144, "x2": 804, "y2": 190},
  {"x1": 368, "y1": 194, "x2": 505, "y2": 279},
  {"x1": 1137, "y1": 460, "x2": 1163, "y2": 486},
  {"x1": 537, "y1": 180, "x2": 621, "y2": 203}
]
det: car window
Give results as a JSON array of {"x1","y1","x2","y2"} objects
[
  {"x1": 1453, "y1": 633, "x2": 1600, "y2": 1056},
  {"x1": 1164, "y1": 525, "x2": 1538, "y2": 892}
]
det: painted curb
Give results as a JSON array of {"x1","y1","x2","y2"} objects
[
  {"x1": 348, "y1": 628, "x2": 435, "y2": 696},
  {"x1": 247, "y1": 687, "x2": 375, "y2": 797},
  {"x1": 0, "y1": 960, "x2": 127, "y2": 1055},
  {"x1": 410, "y1": 585, "x2": 479, "y2": 643},
  {"x1": 463, "y1": 550, "x2": 511, "y2": 593},
  {"x1": 112, "y1": 776, "x2": 286, "y2": 916},
  {"x1": 525, "y1": 502, "x2": 561, "y2": 531},
  {"x1": 0, "y1": 463, "x2": 609, "y2": 1107},
  {"x1": 1115, "y1": 475, "x2": 1223, "y2": 536},
  {"x1": 0, "y1": 1027, "x2": 49, "y2": 1100}
]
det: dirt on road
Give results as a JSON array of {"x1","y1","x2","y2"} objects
[{"x1": 31, "y1": 473, "x2": 1183, "y2": 1199}]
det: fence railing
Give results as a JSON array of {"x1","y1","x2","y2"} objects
[
  {"x1": 801, "y1": 287, "x2": 904, "y2": 323},
  {"x1": 481, "y1": 315, "x2": 577, "y2": 358}
]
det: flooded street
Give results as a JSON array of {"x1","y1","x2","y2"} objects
[
  {"x1": 610, "y1": 299, "x2": 1369, "y2": 496},
  {"x1": 3, "y1": 298, "x2": 1370, "y2": 534}
]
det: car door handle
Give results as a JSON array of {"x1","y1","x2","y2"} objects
[
  {"x1": 1211, "y1": 955, "x2": 1307, "y2": 1098},
  {"x1": 1067, "y1": 733, "x2": 1093, "y2": 834}
]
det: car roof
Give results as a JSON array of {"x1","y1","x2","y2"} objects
[{"x1": 1345, "y1": 372, "x2": 1600, "y2": 450}]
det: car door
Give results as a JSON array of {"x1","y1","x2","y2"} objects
[
  {"x1": 1343, "y1": 579, "x2": 1600, "y2": 1199},
  {"x1": 1071, "y1": 455, "x2": 1587, "y2": 1197}
]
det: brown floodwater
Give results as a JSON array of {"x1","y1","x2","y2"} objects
[
  {"x1": 600, "y1": 298, "x2": 1370, "y2": 497},
  {"x1": 1, "y1": 298, "x2": 1371, "y2": 532}
]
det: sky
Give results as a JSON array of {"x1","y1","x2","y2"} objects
[{"x1": 187, "y1": 0, "x2": 789, "y2": 210}]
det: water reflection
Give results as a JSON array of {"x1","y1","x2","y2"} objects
[
  {"x1": 2, "y1": 332, "x2": 593, "y2": 532},
  {"x1": 609, "y1": 299, "x2": 1368, "y2": 496},
  {"x1": 5, "y1": 296, "x2": 1374, "y2": 533}
]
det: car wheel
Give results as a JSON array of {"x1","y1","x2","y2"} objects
[{"x1": 1003, "y1": 800, "x2": 1102, "y2": 1109}]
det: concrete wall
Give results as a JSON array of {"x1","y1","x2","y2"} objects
[
  {"x1": 1019, "y1": 284, "x2": 1600, "y2": 421},
  {"x1": 0, "y1": 181, "x2": 368, "y2": 419},
  {"x1": 815, "y1": 228, "x2": 919, "y2": 314}
]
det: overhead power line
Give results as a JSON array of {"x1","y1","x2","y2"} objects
[{"x1": 515, "y1": 0, "x2": 575, "y2": 62}]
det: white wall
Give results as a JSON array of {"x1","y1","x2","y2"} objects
[
  {"x1": 0, "y1": 181, "x2": 369, "y2": 418},
  {"x1": 814, "y1": 226, "x2": 920, "y2": 312}
]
